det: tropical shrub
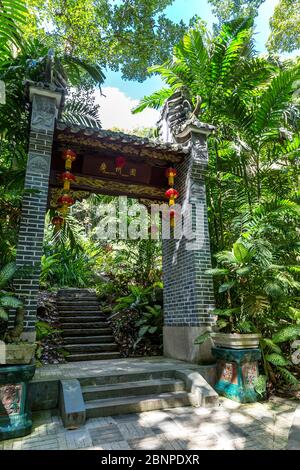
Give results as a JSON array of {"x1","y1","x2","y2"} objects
[
  {"x1": 110, "y1": 283, "x2": 163, "y2": 356},
  {"x1": 134, "y1": 304, "x2": 163, "y2": 348},
  {"x1": 0, "y1": 263, "x2": 23, "y2": 339}
]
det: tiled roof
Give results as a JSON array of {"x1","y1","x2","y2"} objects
[{"x1": 56, "y1": 122, "x2": 189, "y2": 156}]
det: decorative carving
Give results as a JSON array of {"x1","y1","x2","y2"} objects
[
  {"x1": 0, "y1": 383, "x2": 22, "y2": 416},
  {"x1": 27, "y1": 153, "x2": 51, "y2": 174},
  {"x1": 31, "y1": 94, "x2": 56, "y2": 130},
  {"x1": 190, "y1": 181, "x2": 205, "y2": 199},
  {"x1": 72, "y1": 175, "x2": 166, "y2": 200},
  {"x1": 158, "y1": 89, "x2": 215, "y2": 144}
]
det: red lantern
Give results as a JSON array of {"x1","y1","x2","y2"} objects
[
  {"x1": 57, "y1": 194, "x2": 74, "y2": 206},
  {"x1": 165, "y1": 188, "x2": 179, "y2": 206},
  {"x1": 165, "y1": 167, "x2": 177, "y2": 186},
  {"x1": 60, "y1": 171, "x2": 76, "y2": 191},
  {"x1": 51, "y1": 215, "x2": 64, "y2": 227},
  {"x1": 62, "y1": 149, "x2": 76, "y2": 170},
  {"x1": 115, "y1": 156, "x2": 126, "y2": 173}
]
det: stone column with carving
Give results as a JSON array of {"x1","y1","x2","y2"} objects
[
  {"x1": 10, "y1": 85, "x2": 63, "y2": 342},
  {"x1": 159, "y1": 91, "x2": 216, "y2": 363}
]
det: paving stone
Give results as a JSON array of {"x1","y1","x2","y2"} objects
[
  {"x1": 129, "y1": 435, "x2": 185, "y2": 450},
  {"x1": 99, "y1": 440, "x2": 131, "y2": 450},
  {"x1": 89, "y1": 424, "x2": 123, "y2": 445},
  {"x1": 2, "y1": 359, "x2": 297, "y2": 451},
  {"x1": 65, "y1": 429, "x2": 92, "y2": 449},
  {"x1": 117, "y1": 422, "x2": 155, "y2": 439},
  {"x1": 86, "y1": 416, "x2": 116, "y2": 428}
]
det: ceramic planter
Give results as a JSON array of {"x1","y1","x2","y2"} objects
[
  {"x1": 0, "y1": 363, "x2": 36, "y2": 440},
  {"x1": 211, "y1": 333, "x2": 261, "y2": 349},
  {"x1": 0, "y1": 342, "x2": 36, "y2": 365},
  {"x1": 211, "y1": 333, "x2": 261, "y2": 403}
]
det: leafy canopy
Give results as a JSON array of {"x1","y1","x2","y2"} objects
[
  {"x1": 208, "y1": 0, "x2": 264, "y2": 26},
  {"x1": 25, "y1": 0, "x2": 194, "y2": 81},
  {"x1": 268, "y1": 0, "x2": 300, "y2": 53}
]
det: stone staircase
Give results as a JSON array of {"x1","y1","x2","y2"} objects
[
  {"x1": 57, "y1": 289, "x2": 119, "y2": 362},
  {"x1": 76, "y1": 368, "x2": 217, "y2": 419}
]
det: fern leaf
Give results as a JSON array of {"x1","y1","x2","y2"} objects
[{"x1": 0, "y1": 262, "x2": 17, "y2": 288}]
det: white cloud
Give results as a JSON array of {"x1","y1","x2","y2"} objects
[{"x1": 94, "y1": 87, "x2": 160, "y2": 131}]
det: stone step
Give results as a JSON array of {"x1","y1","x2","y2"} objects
[
  {"x1": 59, "y1": 316, "x2": 109, "y2": 324},
  {"x1": 64, "y1": 343, "x2": 119, "y2": 353},
  {"x1": 85, "y1": 391, "x2": 193, "y2": 418},
  {"x1": 66, "y1": 352, "x2": 120, "y2": 362},
  {"x1": 79, "y1": 370, "x2": 174, "y2": 387},
  {"x1": 59, "y1": 311, "x2": 107, "y2": 319},
  {"x1": 58, "y1": 304, "x2": 101, "y2": 310},
  {"x1": 63, "y1": 335, "x2": 114, "y2": 344},
  {"x1": 61, "y1": 322, "x2": 110, "y2": 329},
  {"x1": 57, "y1": 288, "x2": 97, "y2": 295},
  {"x1": 58, "y1": 294, "x2": 98, "y2": 300},
  {"x1": 62, "y1": 327, "x2": 112, "y2": 336},
  {"x1": 82, "y1": 379, "x2": 185, "y2": 401}
]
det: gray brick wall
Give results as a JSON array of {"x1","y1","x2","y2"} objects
[
  {"x1": 10, "y1": 90, "x2": 61, "y2": 335},
  {"x1": 162, "y1": 125, "x2": 216, "y2": 327}
]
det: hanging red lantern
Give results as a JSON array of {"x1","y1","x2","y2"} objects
[
  {"x1": 57, "y1": 194, "x2": 74, "y2": 206},
  {"x1": 62, "y1": 149, "x2": 77, "y2": 170},
  {"x1": 57, "y1": 194, "x2": 75, "y2": 217},
  {"x1": 165, "y1": 188, "x2": 179, "y2": 206},
  {"x1": 165, "y1": 167, "x2": 177, "y2": 186},
  {"x1": 60, "y1": 171, "x2": 76, "y2": 191},
  {"x1": 51, "y1": 215, "x2": 64, "y2": 227}
]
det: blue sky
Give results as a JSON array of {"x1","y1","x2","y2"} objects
[{"x1": 104, "y1": 0, "x2": 279, "y2": 100}]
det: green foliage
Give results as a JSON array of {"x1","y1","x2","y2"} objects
[
  {"x1": 41, "y1": 246, "x2": 99, "y2": 288},
  {"x1": 25, "y1": 0, "x2": 192, "y2": 81},
  {"x1": 0, "y1": 262, "x2": 22, "y2": 324},
  {"x1": 112, "y1": 283, "x2": 163, "y2": 352},
  {"x1": 207, "y1": 0, "x2": 264, "y2": 26},
  {"x1": 134, "y1": 304, "x2": 163, "y2": 348},
  {"x1": 268, "y1": 0, "x2": 300, "y2": 53},
  {"x1": 35, "y1": 320, "x2": 63, "y2": 365},
  {"x1": 35, "y1": 321, "x2": 61, "y2": 341},
  {"x1": 135, "y1": 20, "x2": 300, "y2": 389},
  {"x1": 0, "y1": 0, "x2": 28, "y2": 58},
  {"x1": 272, "y1": 325, "x2": 300, "y2": 344},
  {"x1": 194, "y1": 330, "x2": 212, "y2": 345},
  {"x1": 254, "y1": 375, "x2": 267, "y2": 397}
]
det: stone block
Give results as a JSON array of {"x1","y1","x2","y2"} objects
[
  {"x1": 163, "y1": 325, "x2": 214, "y2": 364},
  {"x1": 59, "y1": 379, "x2": 86, "y2": 429}
]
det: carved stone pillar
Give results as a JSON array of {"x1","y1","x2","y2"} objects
[
  {"x1": 10, "y1": 86, "x2": 63, "y2": 342},
  {"x1": 159, "y1": 91, "x2": 216, "y2": 363}
]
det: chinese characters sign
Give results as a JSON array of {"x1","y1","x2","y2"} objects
[{"x1": 82, "y1": 154, "x2": 151, "y2": 185}]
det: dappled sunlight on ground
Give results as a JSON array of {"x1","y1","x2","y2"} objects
[{"x1": 1, "y1": 396, "x2": 298, "y2": 450}]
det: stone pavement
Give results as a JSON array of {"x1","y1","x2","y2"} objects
[
  {"x1": 1, "y1": 396, "x2": 298, "y2": 450},
  {"x1": 30, "y1": 357, "x2": 205, "y2": 382}
]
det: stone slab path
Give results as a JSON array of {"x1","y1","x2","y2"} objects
[{"x1": 1, "y1": 396, "x2": 298, "y2": 450}]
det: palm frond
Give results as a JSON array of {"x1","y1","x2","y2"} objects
[
  {"x1": 61, "y1": 101, "x2": 101, "y2": 128},
  {"x1": 253, "y1": 66, "x2": 300, "y2": 137},
  {"x1": 132, "y1": 88, "x2": 174, "y2": 114},
  {"x1": 62, "y1": 56, "x2": 105, "y2": 86},
  {"x1": 0, "y1": 0, "x2": 27, "y2": 59}
]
